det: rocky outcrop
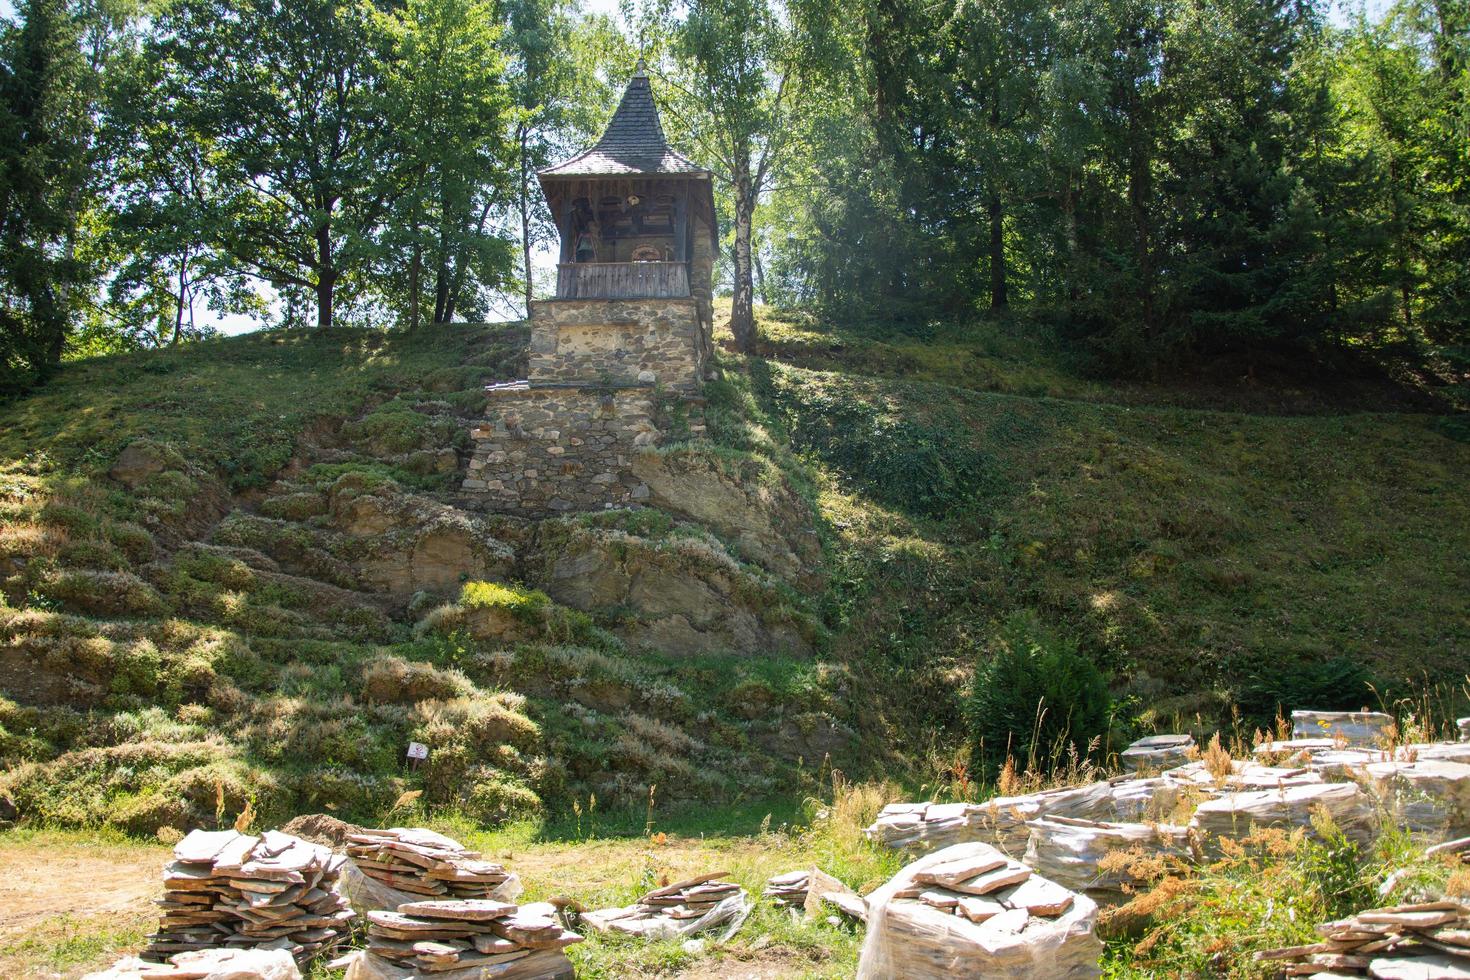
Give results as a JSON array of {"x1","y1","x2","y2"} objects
[
  {"x1": 324, "y1": 474, "x2": 516, "y2": 596},
  {"x1": 632, "y1": 449, "x2": 823, "y2": 585},
  {"x1": 534, "y1": 520, "x2": 817, "y2": 658}
]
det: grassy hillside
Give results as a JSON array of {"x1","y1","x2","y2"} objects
[
  {"x1": 1, "y1": 310, "x2": 1468, "y2": 979},
  {"x1": 1, "y1": 313, "x2": 1467, "y2": 825},
  {"x1": 737, "y1": 309, "x2": 1470, "y2": 735}
]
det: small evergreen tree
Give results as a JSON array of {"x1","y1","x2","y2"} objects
[{"x1": 965, "y1": 612, "x2": 1111, "y2": 777}]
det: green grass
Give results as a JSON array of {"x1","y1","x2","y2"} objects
[
  {"x1": 0, "y1": 325, "x2": 523, "y2": 490},
  {"x1": 705, "y1": 307, "x2": 1470, "y2": 742}
]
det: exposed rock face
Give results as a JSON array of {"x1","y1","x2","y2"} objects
[
  {"x1": 325, "y1": 475, "x2": 515, "y2": 595},
  {"x1": 632, "y1": 450, "x2": 822, "y2": 585},
  {"x1": 109, "y1": 440, "x2": 172, "y2": 488},
  {"x1": 537, "y1": 522, "x2": 815, "y2": 658}
]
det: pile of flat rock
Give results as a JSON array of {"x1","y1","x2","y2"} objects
[
  {"x1": 1255, "y1": 900, "x2": 1470, "y2": 977},
  {"x1": 582, "y1": 872, "x2": 750, "y2": 940},
  {"x1": 84, "y1": 948, "x2": 300, "y2": 980},
  {"x1": 868, "y1": 713, "x2": 1470, "y2": 908},
  {"x1": 345, "y1": 828, "x2": 515, "y2": 899},
  {"x1": 142, "y1": 829, "x2": 354, "y2": 965},
  {"x1": 1120, "y1": 734, "x2": 1196, "y2": 772},
  {"x1": 1191, "y1": 781, "x2": 1380, "y2": 854},
  {"x1": 764, "y1": 870, "x2": 811, "y2": 908},
  {"x1": 1024, "y1": 816, "x2": 1194, "y2": 905},
  {"x1": 858, "y1": 842, "x2": 1101, "y2": 979},
  {"x1": 348, "y1": 899, "x2": 580, "y2": 979}
]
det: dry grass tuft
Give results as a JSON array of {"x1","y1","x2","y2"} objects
[{"x1": 1203, "y1": 732, "x2": 1233, "y2": 781}]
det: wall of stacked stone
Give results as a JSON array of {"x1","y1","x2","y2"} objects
[
  {"x1": 528, "y1": 297, "x2": 706, "y2": 391},
  {"x1": 461, "y1": 386, "x2": 664, "y2": 512}
]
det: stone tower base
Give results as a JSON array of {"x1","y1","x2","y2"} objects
[{"x1": 463, "y1": 384, "x2": 690, "y2": 513}]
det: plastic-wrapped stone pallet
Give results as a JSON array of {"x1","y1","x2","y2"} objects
[
  {"x1": 866, "y1": 782, "x2": 1135, "y2": 857},
  {"x1": 1023, "y1": 816, "x2": 1195, "y2": 906},
  {"x1": 857, "y1": 842, "x2": 1102, "y2": 980},
  {"x1": 1119, "y1": 734, "x2": 1195, "y2": 772},
  {"x1": 1362, "y1": 759, "x2": 1470, "y2": 839},
  {"x1": 83, "y1": 948, "x2": 301, "y2": 980},
  {"x1": 1291, "y1": 710, "x2": 1395, "y2": 747},
  {"x1": 1190, "y1": 782, "x2": 1378, "y2": 856},
  {"x1": 581, "y1": 872, "x2": 751, "y2": 941}
]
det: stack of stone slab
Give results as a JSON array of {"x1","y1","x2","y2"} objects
[
  {"x1": 345, "y1": 828, "x2": 514, "y2": 899},
  {"x1": 865, "y1": 781, "x2": 1125, "y2": 857},
  {"x1": 1254, "y1": 901, "x2": 1470, "y2": 977},
  {"x1": 142, "y1": 829, "x2": 354, "y2": 965},
  {"x1": 858, "y1": 842, "x2": 1101, "y2": 979},
  {"x1": 1363, "y1": 760, "x2": 1470, "y2": 838},
  {"x1": 1024, "y1": 816, "x2": 1195, "y2": 905},
  {"x1": 581, "y1": 871, "x2": 751, "y2": 940},
  {"x1": 764, "y1": 870, "x2": 810, "y2": 908},
  {"x1": 84, "y1": 949, "x2": 300, "y2": 980},
  {"x1": 1120, "y1": 734, "x2": 1196, "y2": 772},
  {"x1": 1190, "y1": 781, "x2": 1379, "y2": 853},
  {"x1": 1291, "y1": 710, "x2": 1395, "y2": 745},
  {"x1": 353, "y1": 899, "x2": 580, "y2": 979}
]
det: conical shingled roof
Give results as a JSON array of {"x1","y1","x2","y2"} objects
[{"x1": 540, "y1": 62, "x2": 708, "y2": 178}]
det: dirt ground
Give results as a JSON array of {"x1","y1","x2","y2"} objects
[{"x1": 0, "y1": 835, "x2": 169, "y2": 978}]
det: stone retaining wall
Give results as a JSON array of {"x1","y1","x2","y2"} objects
[
  {"x1": 462, "y1": 386, "x2": 663, "y2": 512},
  {"x1": 528, "y1": 298, "x2": 705, "y2": 391}
]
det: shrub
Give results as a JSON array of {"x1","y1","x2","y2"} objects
[
  {"x1": 40, "y1": 569, "x2": 168, "y2": 618},
  {"x1": 359, "y1": 652, "x2": 473, "y2": 704},
  {"x1": 770, "y1": 374, "x2": 998, "y2": 517},
  {"x1": 965, "y1": 612, "x2": 1110, "y2": 776},
  {"x1": 464, "y1": 777, "x2": 541, "y2": 823},
  {"x1": 460, "y1": 581, "x2": 550, "y2": 622}
]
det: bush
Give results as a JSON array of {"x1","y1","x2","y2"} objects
[
  {"x1": 459, "y1": 581, "x2": 550, "y2": 621},
  {"x1": 770, "y1": 375, "x2": 997, "y2": 517},
  {"x1": 40, "y1": 569, "x2": 168, "y2": 618},
  {"x1": 359, "y1": 652, "x2": 473, "y2": 704},
  {"x1": 965, "y1": 612, "x2": 1110, "y2": 776}
]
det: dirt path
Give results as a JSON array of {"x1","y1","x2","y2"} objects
[{"x1": 0, "y1": 835, "x2": 168, "y2": 978}]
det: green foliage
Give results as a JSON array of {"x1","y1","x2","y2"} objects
[
  {"x1": 459, "y1": 580, "x2": 551, "y2": 621},
  {"x1": 768, "y1": 371, "x2": 997, "y2": 517},
  {"x1": 0, "y1": 0, "x2": 100, "y2": 390},
  {"x1": 965, "y1": 613, "x2": 1110, "y2": 775},
  {"x1": 1238, "y1": 657, "x2": 1378, "y2": 728}
]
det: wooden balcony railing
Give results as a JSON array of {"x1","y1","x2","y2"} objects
[{"x1": 556, "y1": 261, "x2": 690, "y2": 300}]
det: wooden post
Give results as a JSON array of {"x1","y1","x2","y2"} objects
[{"x1": 673, "y1": 189, "x2": 688, "y2": 264}]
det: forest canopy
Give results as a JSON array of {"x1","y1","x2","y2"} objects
[{"x1": 0, "y1": 0, "x2": 1465, "y2": 389}]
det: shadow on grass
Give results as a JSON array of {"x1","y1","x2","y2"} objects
[{"x1": 525, "y1": 795, "x2": 811, "y2": 846}]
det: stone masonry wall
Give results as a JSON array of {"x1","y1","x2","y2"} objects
[
  {"x1": 528, "y1": 298, "x2": 705, "y2": 391},
  {"x1": 462, "y1": 386, "x2": 661, "y2": 512}
]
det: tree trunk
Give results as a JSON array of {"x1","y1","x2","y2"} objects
[
  {"x1": 408, "y1": 240, "x2": 422, "y2": 331},
  {"x1": 315, "y1": 222, "x2": 335, "y2": 328},
  {"x1": 1063, "y1": 174, "x2": 1079, "y2": 304},
  {"x1": 173, "y1": 259, "x2": 186, "y2": 346},
  {"x1": 754, "y1": 249, "x2": 768, "y2": 306},
  {"x1": 519, "y1": 125, "x2": 534, "y2": 316},
  {"x1": 730, "y1": 162, "x2": 757, "y2": 353},
  {"x1": 988, "y1": 187, "x2": 1007, "y2": 309}
]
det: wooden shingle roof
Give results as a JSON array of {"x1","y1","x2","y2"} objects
[{"x1": 540, "y1": 63, "x2": 708, "y2": 178}]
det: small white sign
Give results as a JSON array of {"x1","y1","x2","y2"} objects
[{"x1": 406, "y1": 741, "x2": 429, "y2": 760}]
